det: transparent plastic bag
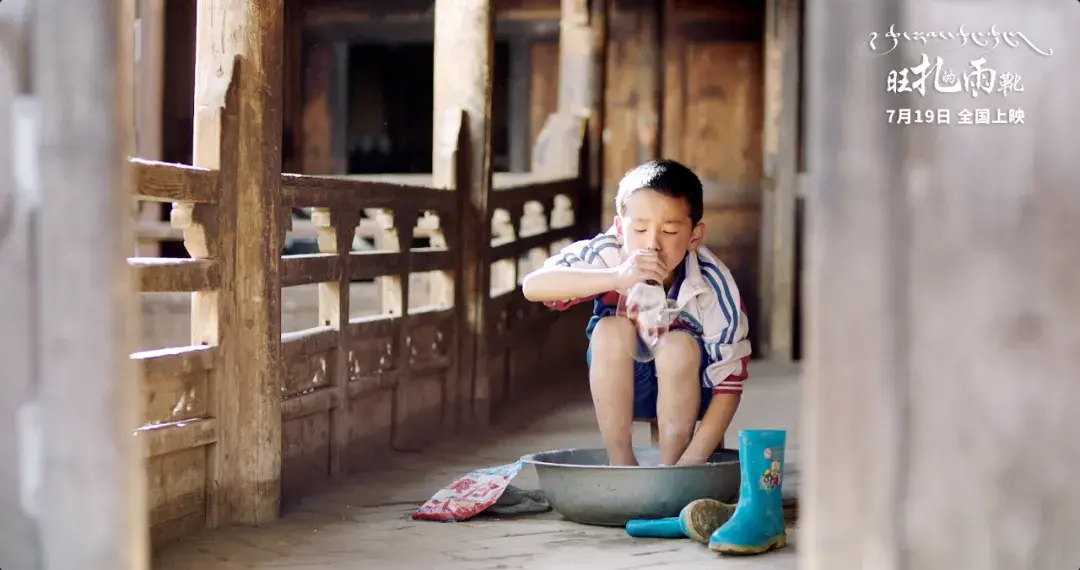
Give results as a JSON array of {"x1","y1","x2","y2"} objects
[{"x1": 616, "y1": 280, "x2": 678, "y2": 363}]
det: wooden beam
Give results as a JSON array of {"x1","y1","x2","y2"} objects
[
  {"x1": 304, "y1": 9, "x2": 561, "y2": 43},
  {"x1": 0, "y1": 0, "x2": 41, "y2": 568},
  {"x1": 34, "y1": 0, "x2": 149, "y2": 567},
  {"x1": 192, "y1": 0, "x2": 284, "y2": 525},
  {"x1": 129, "y1": 257, "x2": 221, "y2": 292},
  {"x1": 758, "y1": 0, "x2": 801, "y2": 361},
  {"x1": 433, "y1": 0, "x2": 495, "y2": 427},
  {"x1": 803, "y1": 0, "x2": 1080, "y2": 568}
]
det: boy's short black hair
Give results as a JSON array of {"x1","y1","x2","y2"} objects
[{"x1": 615, "y1": 159, "x2": 704, "y2": 224}]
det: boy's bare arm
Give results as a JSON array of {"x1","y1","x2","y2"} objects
[
  {"x1": 521, "y1": 266, "x2": 623, "y2": 303},
  {"x1": 676, "y1": 393, "x2": 741, "y2": 465},
  {"x1": 522, "y1": 250, "x2": 667, "y2": 303}
]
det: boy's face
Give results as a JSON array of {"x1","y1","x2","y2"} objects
[{"x1": 614, "y1": 188, "x2": 705, "y2": 281}]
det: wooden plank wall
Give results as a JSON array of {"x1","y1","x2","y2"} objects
[
  {"x1": 663, "y1": 1, "x2": 765, "y2": 351},
  {"x1": 605, "y1": 0, "x2": 766, "y2": 348},
  {"x1": 604, "y1": 0, "x2": 662, "y2": 224}
]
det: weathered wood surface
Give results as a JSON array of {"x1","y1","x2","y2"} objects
[
  {"x1": 130, "y1": 258, "x2": 220, "y2": 292},
  {"x1": 803, "y1": 0, "x2": 1080, "y2": 569},
  {"x1": 36, "y1": 0, "x2": 149, "y2": 567},
  {"x1": 192, "y1": 0, "x2": 284, "y2": 525},
  {"x1": 130, "y1": 159, "x2": 219, "y2": 203},
  {"x1": 759, "y1": 0, "x2": 800, "y2": 361}
]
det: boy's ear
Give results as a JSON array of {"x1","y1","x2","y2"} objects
[
  {"x1": 689, "y1": 222, "x2": 706, "y2": 248},
  {"x1": 613, "y1": 215, "x2": 624, "y2": 238}
]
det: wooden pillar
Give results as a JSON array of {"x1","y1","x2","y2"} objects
[
  {"x1": 134, "y1": 0, "x2": 165, "y2": 256},
  {"x1": 0, "y1": 1, "x2": 41, "y2": 568},
  {"x1": 190, "y1": 0, "x2": 284, "y2": 525},
  {"x1": 34, "y1": 0, "x2": 149, "y2": 567},
  {"x1": 558, "y1": 0, "x2": 607, "y2": 232},
  {"x1": 759, "y1": 0, "x2": 801, "y2": 361},
  {"x1": 508, "y1": 38, "x2": 532, "y2": 173},
  {"x1": 433, "y1": 0, "x2": 494, "y2": 427},
  {"x1": 803, "y1": 0, "x2": 1080, "y2": 568},
  {"x1": 135, "y1": 0, "x2": 164, "y2": 160},
  {"x1": 301, "y1": 41, "x2": 332, "y2": 175},
  {"x1": 301, "y1": 39, "x2": 349, "y2": 175}
]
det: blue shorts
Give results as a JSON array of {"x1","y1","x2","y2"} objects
[{"x1": 585, "y1": 313, "x2": 713, "y2": 420}]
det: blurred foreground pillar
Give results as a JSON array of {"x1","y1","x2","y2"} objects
[
  {"x1": 35, "y1": 0, "x2": 149, "y2": 568},
  {"x1": 802, "y1": 0, "x2": 1080, "y2": 568}
]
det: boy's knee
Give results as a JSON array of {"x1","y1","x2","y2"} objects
[
  {"x1": 590, "y1": 316, "x2": 636, "y2": 358},
  {"x1": 654, "y1": 331, "x2": 701, "y2": 379}
]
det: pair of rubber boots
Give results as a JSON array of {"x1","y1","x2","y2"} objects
[{"x1": 625, "y1": 429, "x2": 787, "y2": 555}]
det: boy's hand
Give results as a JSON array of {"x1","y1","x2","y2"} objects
[{"x1": 615, "y1": 250, "x2": 668, "y2": 291}]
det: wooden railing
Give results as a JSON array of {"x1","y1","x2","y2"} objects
[{"x1": 127, "y1": 62, "x2": 592, "y2": 546}]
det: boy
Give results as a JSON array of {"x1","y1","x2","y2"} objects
[{"x1": 522, "y1": 159, "x2": 750, "y2": 466}]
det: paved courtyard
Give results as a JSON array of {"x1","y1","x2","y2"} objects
[{"x1": 154, "y1": 361, "x2": 802, "y2": 570}]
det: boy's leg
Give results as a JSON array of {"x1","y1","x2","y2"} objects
[
  {"x1": 652, "y1": 331, "x2": 704, "y2": 465},
  {"x1": 587, "y1": 316, "x2": 639, "y2": 466}
]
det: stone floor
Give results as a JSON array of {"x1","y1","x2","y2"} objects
[{"x1": 154, "y1": 361, "x2": 802, "y2": 570}]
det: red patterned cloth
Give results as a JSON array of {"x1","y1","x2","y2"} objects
[{"x1": 412, "y1": 460, "x2": 525, "y2": 522}]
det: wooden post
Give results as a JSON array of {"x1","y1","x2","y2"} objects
[
  {"x1": 433, "y1": 0, "x2": 494, "y2": 427},
  {"x1": 191, "y1": 0, "x2": 284, "y2": 525},
  {"x1": 759, "y1": 0, "x2": 801, "y2": 362},
  {"x1": 558, "y1": 0, "x2": 607, "y2": 232},
  {"x1": 301, "y1": 39, "x2": 349, "y2": 175},
  {"x1": 803, "y1": 0, "x2": 1080, "y2": 568},
  {"x1": 34, "y1": 0, "x2": 149, "y2": 567},
  {"x1": 0, "y1": 1, "x2": 41, "y2": 568},
  {"x1": 134, "y1": 0, "x2": 165, "y2": 256},
  {"x1": 135, "y1": 0, "x2": 164, "y2": 160},
  {"x1": 314, "y1": 205, "x2": 359, "y2": 476},
  {"x1": 508, "y1": 38, "x2": 532, "y2": 173}
]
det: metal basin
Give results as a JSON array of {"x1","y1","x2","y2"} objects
[{"x1": 522, "y1": 446, "x2": 740, "y2": 527}]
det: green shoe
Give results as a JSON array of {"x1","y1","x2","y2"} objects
[{"x1": 679, "y1": 498, "x2": 735, "y2": 544}]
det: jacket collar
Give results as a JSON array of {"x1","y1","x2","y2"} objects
[{"x1": 674, "y1": 250, "x2": 712, "y2": 309}]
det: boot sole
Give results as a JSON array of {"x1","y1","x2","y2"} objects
[
  {"x1": 709, "y1": 533, "x2": 787, "y2": 555},
  {"x1": 680, "y1": 499, "x2": 735, "y2": 544}
]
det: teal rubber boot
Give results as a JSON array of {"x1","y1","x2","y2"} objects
[
  {"x1": 624, "y1": 499, "x2": 734, "y2": 542},
  {"x1": 708, "y1": 430, "x2": 788, "y2": 555},
  {"x1": 679, "y1": 499, "x2": 736, "y2": 543}
]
